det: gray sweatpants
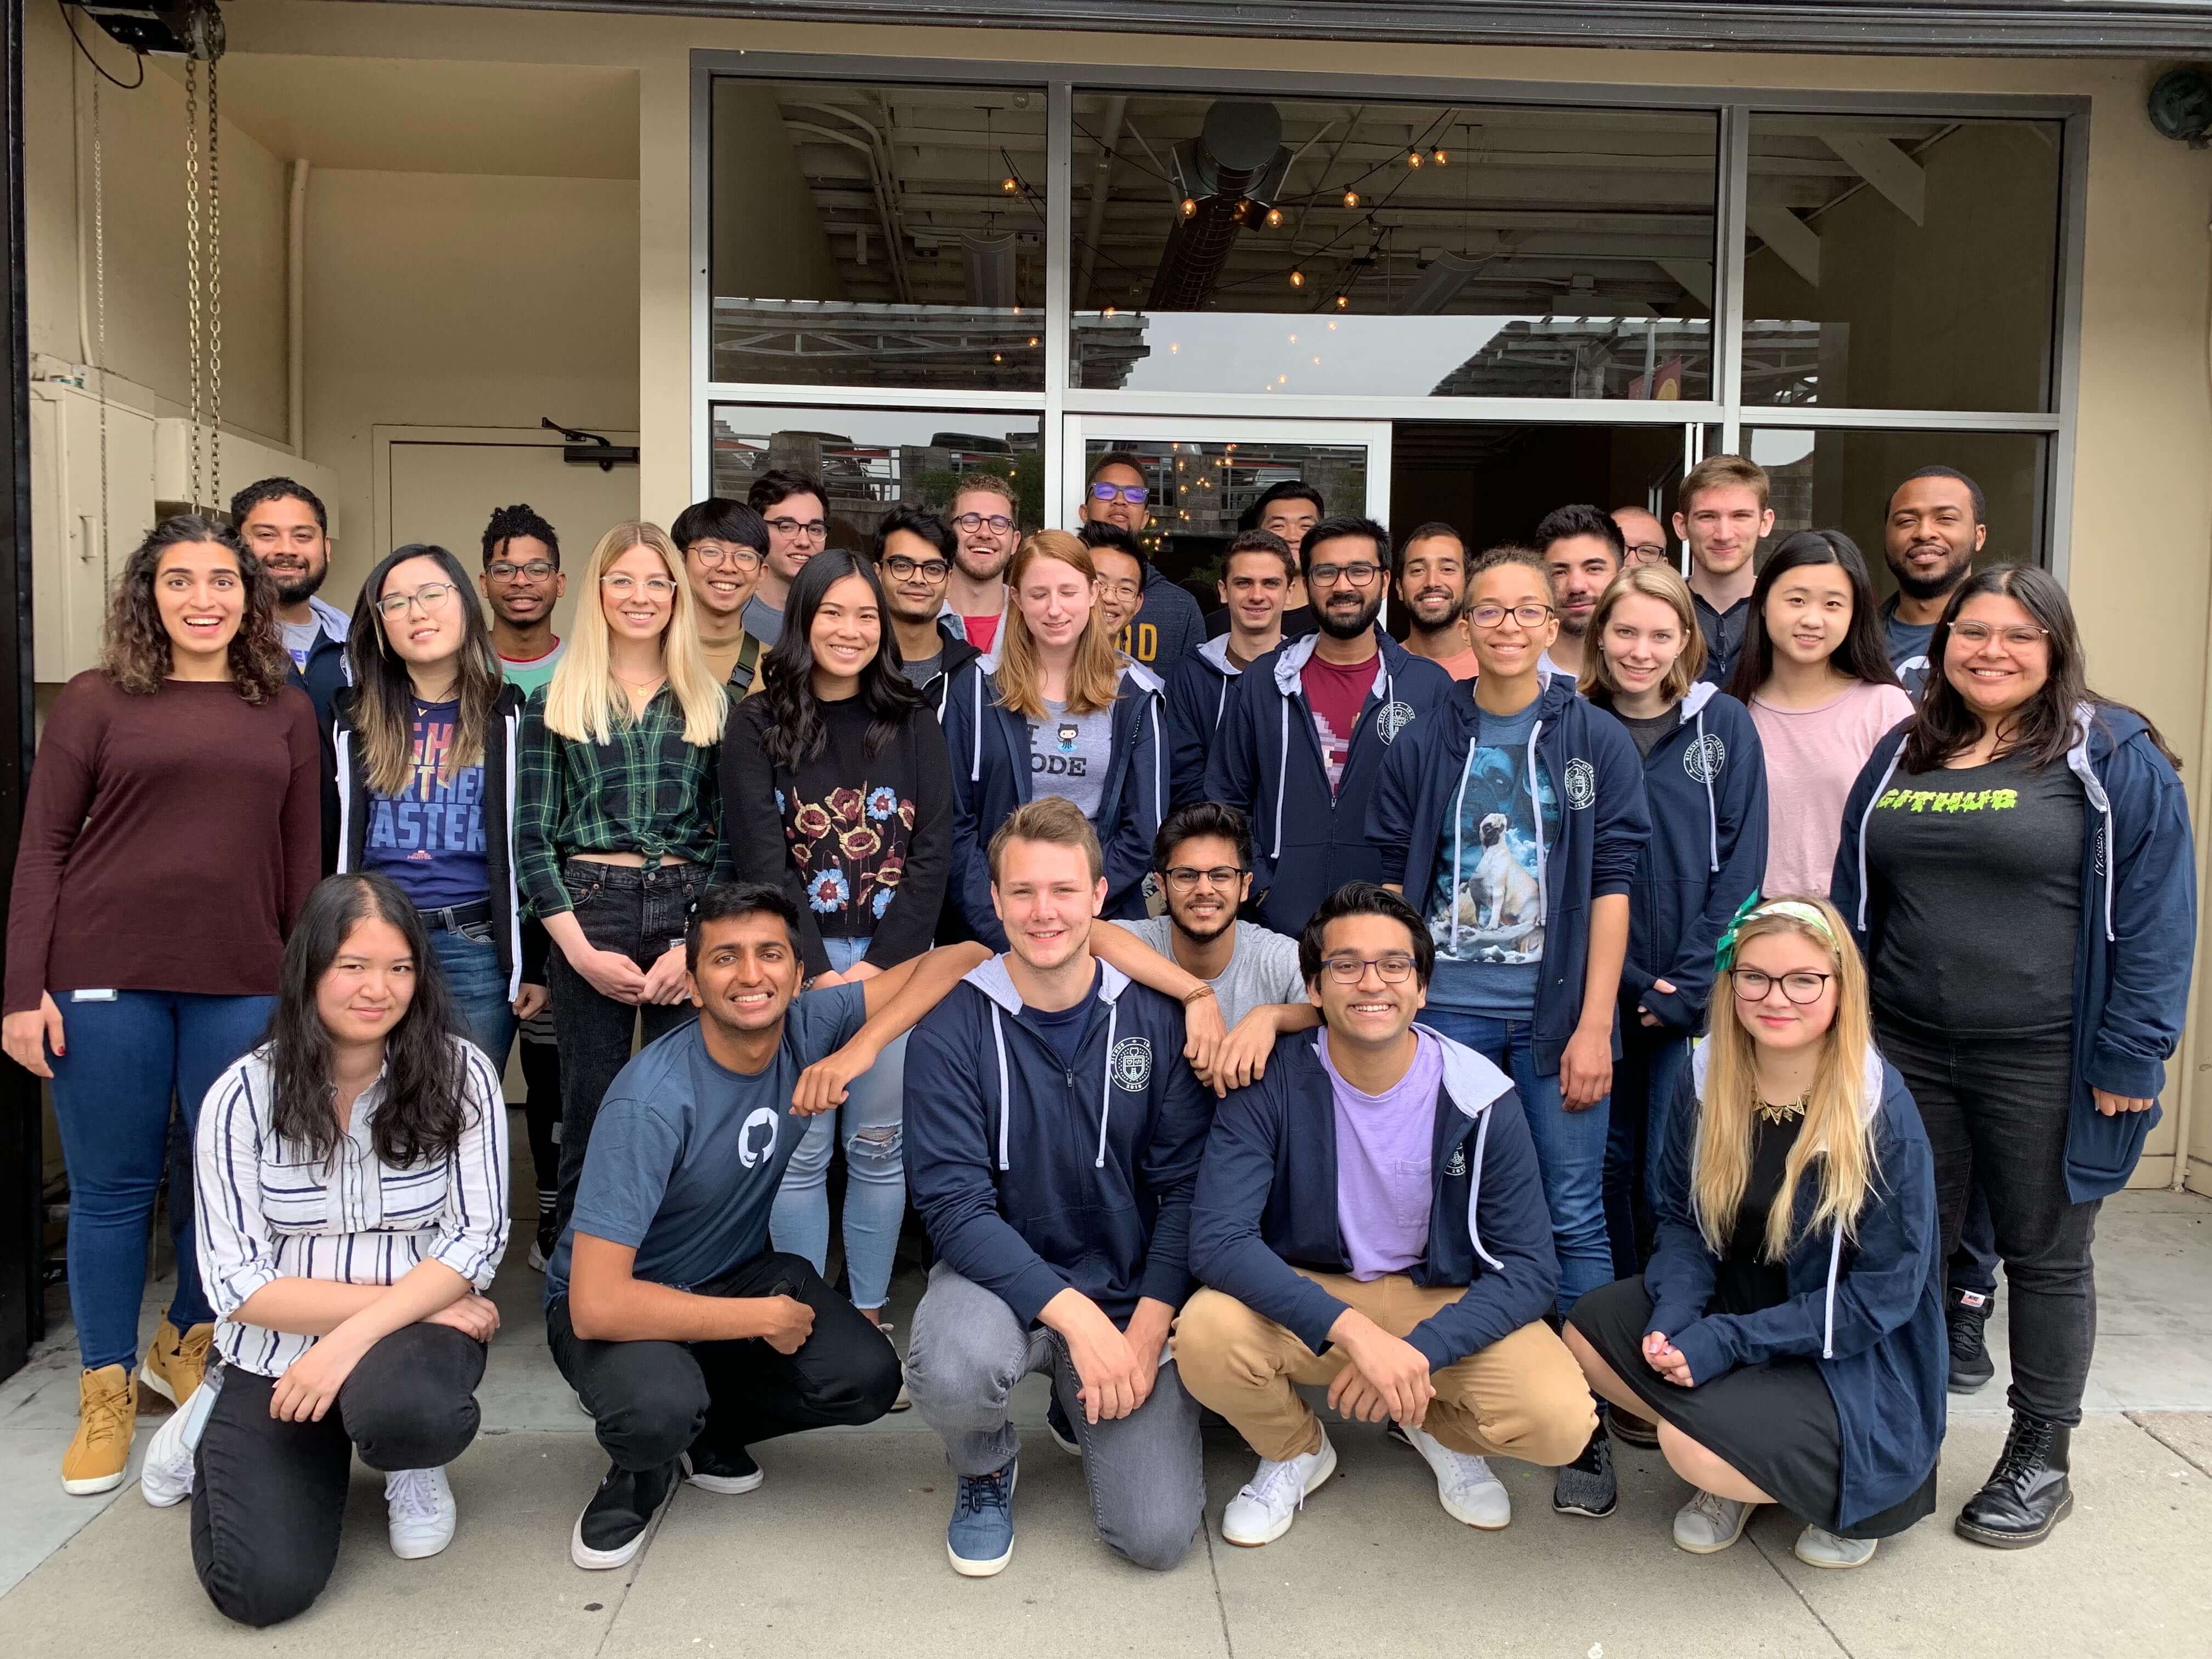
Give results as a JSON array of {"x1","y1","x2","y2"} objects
[{"x1": 905, "y1": 1262, "x2": 1205, "y2": 1572}]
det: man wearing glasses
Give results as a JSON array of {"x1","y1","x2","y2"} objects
[
  {"x1": 1175, "y1": 881, "x2": 1592, "y2": 1547},
  {"x1": 672, "y1": 498, "x2": 772, "y2": 695},
  {"x1": 1205, "y1": 516, "x2": 1454, "y2": 938},
  {"x1": 873, "y1": 505, "x2": 980, "y2": 714},
  {"x1": 1612, "y1": 505, "x2": 1674, "y2": 572},
  {"x1": 944, "y1": 475, "x2": 1019, "y2": 652},
  {"x1": 741, "y1": 469, "x2": 832, "y2": 647},
  {"x1": 481, "y1": 503, "x2": 568, "y2": 696},
  {"x1": 1078, "y1": 452, "x2": 1204, "y2": 680}
]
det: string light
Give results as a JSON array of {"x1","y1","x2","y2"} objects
[
  {"x1": 1342, "y1": 189, "x2": 1360, "y2": 209},
  {"x1": 1180, "y1": 198, "x2": 1197, "y2": 219},
  {"x1": 1335, "y1": 294, "x2": 1350, "y2": 310},
  {"x1": 1265, "y1": 206, "x2": 1284, "y2": 228},
  {"x1": 1408, "y1": 149, "x2": 1424, "y2": 168},
  {"x1": 1028, "y1": 336, "x2": 1039, "y2": 347},
  {"x1": 1432, "y1": 146, "x2": 1448, "y2": 166},
  {"x1": 1288, "y1": 269, "x2": 1306, "y2": 289},
  {"x1": 1001, "y1": 174, "x2": 1019, "y2": 194}
]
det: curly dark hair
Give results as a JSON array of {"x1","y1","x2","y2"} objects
[
  {"x1": 482, "y1": 502, "x2": 560, "y2": 569},
  {"x1": 101, "y1": 515, "x2": 289, "y2": 701}
]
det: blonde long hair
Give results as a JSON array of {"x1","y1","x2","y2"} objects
[
  {"x1": 994, "y1": 530, "x2": 1122, "y2": 720},
  {"x1": 543, "y1": 521, "x2": 725, "y2": 746},
  {"x1": 1579, "y1": 562, "x2": 1708, "y2": 704},
  {"x1": 1692, "y1": 895, "x2": 1880, "y2": 1261}
]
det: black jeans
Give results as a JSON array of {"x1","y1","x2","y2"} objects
[
  {"x1": 191, "y1": 1324, "x2": 487, "y2": 1628},
  {"x1": 547, "y1": 1251, "x2": 901, "y2": 1474},
  {"x1": 1877, "y1": 1015, "x2": 2097, "y2": 1424},
  {"x1": 547, "y1": 860, "x2": 703, "y2": 1230},
  {"x1": 1950, "y1": 1184, "x2": 2000, "y2": 1301}
]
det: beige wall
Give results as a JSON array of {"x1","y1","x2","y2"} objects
[{"x1": 710, "y1": 80, "x2": 845, "y2": 308}]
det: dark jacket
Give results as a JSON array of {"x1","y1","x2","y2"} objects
[
  {"x1": 905, "y1": 956, "x2": 1212, "y2": 1325},
  {"x1": 941, "y1": 653, "x2": 1166, "y2": 949},
  {"x1": 1163, "y1": 635, "x2": 1245, "y2": 810},
  {"x1": 1646, "y1": 1045, "x2": 1945, "y2": 1532},
  {"x1": 1206, "y1": 629, "x2": 1455, "y2": 938},
  {"x1": 292, "y1": 597, "x2": 353, "y2": 875},
  {"x1": 1190, "y1": 1028, "x2": 1559, "y2": 1370},
  {"x1": 1124, "y1": 566, "x2": 1206, "y2": 682},
  {"x1": 331, "y1": 682, "x2": 535, "y2": 997},
  {"x1": 1831, "y1": 704, "x2": 2196, "y2": 1201},
  {"x1": 916, "y1": 634, "x2": 984, "y2": 724},
  {"x1": 1605, "y1": 682, "x2": 1768, "y2": 1032},
  {"x1": 1370, "y1": 670, "x2": 1651, "y2": 1074}
]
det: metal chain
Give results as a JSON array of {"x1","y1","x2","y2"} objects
[
  {"x1": 183, "y1": 54, "x2": 203, "y2": 509},
  {"x1": 207, "y1": 51, "x2": 222, "y2": 503},
  {"x1": 92, "y1": 67, "x2": 109, "y2": 590}
]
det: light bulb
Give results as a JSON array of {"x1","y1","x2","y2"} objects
[
  {"x1": 1001, "y1": 175, "x2": 1019, "y2": 194},
  {"x1": 1288, "y1": 269, "x2": 1306, "y2": 289},
  {"x1": 1432, "y1": 147, "x2": 1448, "y2": 166},
  {"x1": 992, "y1": 352, "x2": 1003, "y2": 363},
  {"x1": 1180, "y1": 198, "x2": 1197, "y2": 219},
  {"x1": 1335, "y1": 294, "x2": 1350, "y2": 311},
  {"x1": 1408, "y1": 149, "x2": 1424, "y2": 168},
  {"x1": 1265, "y1": 206, "x2": 1284, "y2": 228},
  {"x1": 1028, "y1": 336, "x2": 1039, "y2": 347},
  {"x1": 1342, "y1": 189, "x2": 1360, "y2": 209}
]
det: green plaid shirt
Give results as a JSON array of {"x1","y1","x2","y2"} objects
[{"x1": 515, "y1": 684, "x2": 730, "y2": 917}]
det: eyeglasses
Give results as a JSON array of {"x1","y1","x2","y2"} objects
[
  {"x1": 1729, "y1": 968, "x2": 1833, "y2": 1005},
  {"x1": 486, "y1": 560, "x2": 556, "y2": 582},
  {"x1": 1470, "y1": 601, "x2": 1557, "y2": 630},
  {"x1": 1624, "y1": 544, "x2": 1671, "y2": 566},
  {"x1": 952, "y1": 512, "x2": 1015, "y2": 535},
  {"x1": 1950, "y1": 622, "x2": 2050, "y2": 650},
  {"x1": 1088, "y1": 481, "x2": 1149, "y2": 506},
  {"x1": 1162, "y1": 865, "x2": 1245, "y2": 893},
  {"x1": 1320, "y1": 952, "x2": 1418, "y2": 985},
  {"x1": 601, "y1": 574, "x2": 678, "y2": 598},
  {"x1": 765, "y1": 517, "x2": 829, "y2": 543},
  {"x1": 375, "y1": 582, "x2": 458, "y2": 618},
  {"x1": 1097, "y1": 578, "x2": 1142, "y2": 601},
  {"x1": 1307, "y1": 561, "x2": 1383, "y2": 590},
  {"x1": 689, "y1": 543, "x2": 763, "y2": 571},
  {"x1": 884, "y1": 555, "x2": 951, "y2": 583}
]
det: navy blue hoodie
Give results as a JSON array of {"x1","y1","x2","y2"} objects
[
  {"x1": 941, "y1": 653, "x2": 1167, "y2": 949},
  {"x1": 1205, "y1": 630, "x2": 1454, "y2": 938},
  {"x1": 1369, "y1": 670, "x2": 1651, "y2": 1074},
  {"x1": 1601, "y1": 682, "x2": 1768, "y2": 1032},
  {"x1": 1832, "y1": 704, "x2": 2196, "y2": 1201},
  {"x1": 904, "y1": 955, "x2": 1212, "y2": 1325},
  {"x1": 1645, "y1": 1044, "x2": 1945, "y2": 1532},
  {"x1": 1190, "y1": 1028, "x2": 1559, "y2": 1370},
  {"x1": 1164, "y1": 635, "x2": 1244, "y2": 809}
]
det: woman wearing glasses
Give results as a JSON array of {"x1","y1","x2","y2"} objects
[
  {"x1": 335, "y1": 545, "x2": 540, "y2": 1069},
  {"x1": 1369, "y1": 545, "x2": 1650, "y2": 1321},
  {"x1": 517, "y1": 522, "x2": 730, "y2": 1229},
  {"x1": 1832, "y1": 565, "x2": 2194, "y2": 1550},
  {"x1": 721, "y1": 550, "x2": 952, "y2": 1335},
  {"x1": 1563, "y1": 896, "x2": 1944, "y2": 1571}
]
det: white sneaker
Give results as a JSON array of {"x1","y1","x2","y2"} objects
[
  {"x1": 1221, "y1": 1431, "x2": 1338, "y2": 1547},
  {"x1": 1674, "y1": 1488, "x2": 1757, "y2": 1553},
  {"x1": 140, "y1": 1370, "x2": 219, "y2": 1508},
  {"x1": 1794, "y1": 1524, "x2": 1877, "y2": 1568},
  {"x1": 386, "y1": 1467, "x2": 458, "y2": 1560},
  {"x1": 1393, "y1": 1421, "x2": 1510, "y2": 1530}
]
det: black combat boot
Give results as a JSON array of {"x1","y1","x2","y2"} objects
[
  {"x1": 1946, "y1": 1288, "x2": 1996, "y2": 1393},
  {"x1": 1956, "y1": 1411, "x2": 2073, "y2": 1548}
]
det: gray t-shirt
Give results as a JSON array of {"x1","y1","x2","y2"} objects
[
  {"x1": 741, "y1": 592, "x2": 783, "y2": 648},
  {"x1": 1120, "y1": 915, "x2": 1308, "y2": 1029},
  {"x1": 898, "y1": 649, "x2": 945, "y2": 689},
  {"x1": 1883, "y1": 600, "x2": 1938, "y2": 699},
  {"x1": 546, "y1": 984, "x2": 866, "y2": 1297},
  {"x1": 280, "y1": 619, "x2": 321, "y2": 672},
  {"x1": 1029, "y1": 697, "x2": 1114, "y2": 822},
  {"x1": 1615, "y1": 707, "x2": 1677, "y2": 761}
]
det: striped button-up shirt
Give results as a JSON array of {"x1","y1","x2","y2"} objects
[{"x1": 195, "y1": 1041, "x2": 510, "y2": 1378}]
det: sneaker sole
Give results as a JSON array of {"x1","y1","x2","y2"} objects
[
  {"x1": 570, "y1": 1509, "x2": 650, "y2": 1571},
  {"x1": 137, "y1": 1362, "x2": 180, "y2": 1409},
  {"x1": 1551, "y1": 1491, "x2": 1618, "y2": 1520},
  {"x1": 1946, "y1": 1366, "x2": 1995, "y2": 1395},
  {"x1": 62, "y1": 1469, "x2": 128, "y2": 1496},
  {"x1": 1675, "y1": 1509, "x2": 1756, "y2": 1554},
  {"x1": 681, "y1": 1452, "x2": 765, "y2": 1496},
  {"x1": 1222, "y1": 1437, "x2": 1338, "y2": 1548},
  {"x1": 391, "y1": 1527, "x2": 456, "y2": 1561},
  {"x1": 1954, "y1": 1489, "x2": 2073, "y2": 1550},
  {"x1": 1795, "y1": 1538, "x2": 1877, "y2": 1570}
]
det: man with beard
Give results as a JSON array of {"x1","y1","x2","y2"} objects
[
  {"x1": 1611, "y1": 504, "x2": 1673, "y2": 570},
  {"x1": 944, "y1": 473, "x2": 1019, "y2": 652},
  {"x1": 1078, "y1": 451, "x2": 1204, "y2": 679},
  {"x1": 1534, "y1": 505, "x2": 1626, "y2": 680},
  {"x1": 233, "y1": 477, "x2": 347, "y2": 719},
  {"x1": 672, "y1": 497, "x2": 772, "y2": 693},
  {"x1": 1395, "y1": 523, "x2": 1477, "y2": 680},
  {"x1": 1206, "y1": 516, "x2": 1453, "y2": 938},
  {"x1": 874, "y1": 504, "x2": 980, "y2": 714},
  {"x1": 1672, "y1": 455, "x2": 1774, "y2": 685},
  {"x1": 1880, "y1": 466, "x2": 1987, "y2": 696}
]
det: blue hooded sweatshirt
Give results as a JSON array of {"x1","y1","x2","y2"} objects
[
  {"x1": 904, "y1": 955, "x2": 1213, "y2": 1325},
  {"x1": 1190, "y1": 1027, "x2": 1560, "y2": 1370},
  {"x1": 941, "y1": 653, "x2": 1167, "y2": 949},
  {"x1": 1601, "y1": 681, "x2": 1769, "y2": 1033},
  {"x1": 1831, "y1": 703, "x2": 2196, "y2": 1201},
  {"x1": 1645, "y1": 1043, "x2": 1945, "y2": 1532},
  {"x1": 1164, "y1": 635, "x2": 1244, "y2": 809},
  {"x1": 1369, "y1": 670, "x2": 1651, "y2": 1074},
  {"x1": 1204, "y1": 629, "x2": 1455, "y2": 938}
]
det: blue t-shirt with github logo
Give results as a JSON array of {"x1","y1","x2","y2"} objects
[
  {"x1": 545, "y1": 983, "x2": 867, "y2": 1301},
  {"x1": 362, "y1": 699, "x2": 488, "y2": 910}
]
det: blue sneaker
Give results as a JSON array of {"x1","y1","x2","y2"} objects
[{"x1": 946, "y1": 1458, "x2": 1018, "y2": 1578}]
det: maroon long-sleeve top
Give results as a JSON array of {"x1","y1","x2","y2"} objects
[{"x1": 4, "y1": 671, "x2": 323, "y2": 1014}]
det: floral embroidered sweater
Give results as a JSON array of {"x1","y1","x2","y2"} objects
[{"x1": 722, "y1": 692, "x2": 955, "y2": 977}]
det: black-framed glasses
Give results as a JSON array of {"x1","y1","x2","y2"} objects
[
  {"x1": 689, "y1": 543, "x2": 763, "y2": 571},
  {"x1": 884, "y1": 554, "x2": 951, "y2": 583},
  {"x1": 765, "y1": 516, "x2": 828, "y2": 542},
  {"x1": 375, "y1": 583, "x2": 458, "y2": 618},
  {"x1": 1950, "y1": 621, "x2": 2050, "y2": 650},
  {"x1": 486, "y1": 560, "x2": 556, "y2": 582},
  {"x1": 1320, "y1": 952, "x2": 1418, "y2": 985},
  {"x1": 952, "y1": 512, "x2": 1015, "y2": 534},
  {"x1": 1308, "y1": 561, "x2": 1383, "y2": 590},
  {"x1": 1623, "y1": 543, "x2": 1670, "y2": 567},
  {"x1": 1470, "y1": 601, "x2": 1557, "y2": 630},
  {"x1": 1161, "y1": 865, "x2": 1245, "y2": 893},
  {"x1": 1088, "y1": 481, "x2": 1149, "y2": 505},
  {"x1": 1729, "y1": 968, "x2": 1833, "y2": 1005}
]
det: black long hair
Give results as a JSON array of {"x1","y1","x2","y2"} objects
[
  {"x1": 346, "y1": 544, "x2": 506, "y2": 799},
  {"x1": 1724, "y1": 528, "x2": 1899, "y2": 703},
  {"x1": 267, "y1": 874, "x2": 472, "y2": 1169},
  {"x1": 758, "y1": 549, "x2": 921, "y2": 769},
  {"x1": 1901, "y1": 562, "x2": 2180, "y2": 774}
]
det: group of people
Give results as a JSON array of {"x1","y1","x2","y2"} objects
[{"x1": 0, "y1": 444, "x2": 2191, "y2": 1624}]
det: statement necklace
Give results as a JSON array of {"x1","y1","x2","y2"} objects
[{"x1": 1754, "y1": 1093, "x2": 1811, "y2": 1126}]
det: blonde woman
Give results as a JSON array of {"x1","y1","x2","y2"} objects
[
  {"x1": 1562, "y1": 896, "x2": 1944, "y2": 1570},
  {"x1": 942, "y1": 529, "x2": 1164, "y2": 947},
  {"x1": 517, "y1": 522, "x2": 729, "y2": 1229}
]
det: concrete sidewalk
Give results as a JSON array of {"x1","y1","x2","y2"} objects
[{"x1": 4, "y1": 1189, "x2": 2209, "y2": 1657}]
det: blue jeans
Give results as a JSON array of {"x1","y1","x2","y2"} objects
[
  {"x1": 1420, "y1": 1010, "x2": 1612, "y2": 1317},
  {"x1": 48, "y1": 990, "x2": 276, "y2": 1372},
  {"x1": 430, "y1": 926, "x2": 517, "y2": 1071},
  {"x1": 1602, "y1": 1016, "x2": 1691, "y2": 1278},
  {"x1": 769, "y1": 936, "x2": 907, "y2": 1312}
]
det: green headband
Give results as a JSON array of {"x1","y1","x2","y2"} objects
[{"x1": 1713, "y1": 893, "x2": 1839, "y2": 975}]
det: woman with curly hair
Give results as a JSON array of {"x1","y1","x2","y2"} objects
[
  {"x1": 1, "y1": 515, "x2": 320, "y2": 1497},
  {"x1": 720, "y1": 549, "x2": 952, "y2": 1329}
]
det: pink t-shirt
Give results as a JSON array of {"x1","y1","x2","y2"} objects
[{"x1": 1751, "y1": 679, "x2": 1916, "y2": 898}]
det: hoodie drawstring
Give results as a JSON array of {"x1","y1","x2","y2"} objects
[
  {"x1": 1272, "y1": 697, "x2": 1290, "y2": 859},
  {"x1": 970, "y1": 669, "x2": 985, "y2": 784},
  {"x1": 1822, "y1": 1224, "x2": 1843, "y2": 1359},
  {"x1": 1464, "y1": 1108, "x2": 1505, "y2": 1271},
  {"x1": 1694, "y1": 706, "x2": 1718, "y2": 874},
  {"x1": 1214, "y1": 677, "x2": 1228, "y2": 732},
  {"x1": 989, "y1": 1006, "x2": 1012, "y2": 1171},
  {"x1": 1854, "y1": 746, "x2": 1905, "y2": 931},
  {"x1": 1094, "y1": 1003, "x2": 1119, "y2": 1168},
  {"x1": 1148, "y1": 698, "x2": 1164, "y2": 830},
  {"x1": 1525, "y1": 719, "x2": 1550, "y2": 925},
  {"x1": 1447, "y1": 758, "x2": 1474, "y2": 953}
]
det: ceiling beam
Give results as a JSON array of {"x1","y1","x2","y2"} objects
[
  {"x1": 1746, "y1": 200, "x2": 1821, "y2": 286},
  {"x1": 1813, "y1": 129, "x2": 1926, "y2": 225}
]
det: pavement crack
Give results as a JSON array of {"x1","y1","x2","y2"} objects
[
  {"x1": 1199, "y1": 1517, "x2": 1237, "y2": 1658},
  {"x1": 1748, "y1": 1528, "x2": 1855, "y2": 1657},
  {"x1": 2128, "y1": 1410, "x2": 2212, "y2": 1479}
]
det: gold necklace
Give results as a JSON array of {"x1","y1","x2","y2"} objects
[{"x1": 1754, "y1": 1093, "x2": 1810, "y2": 1126}]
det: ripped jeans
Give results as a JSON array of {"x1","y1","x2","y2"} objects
[{"x1": 769, "y1": 935, "x2": 908, "y2": 1311}]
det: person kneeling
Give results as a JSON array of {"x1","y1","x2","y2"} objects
[
  {"x1": 1176, "y1": 882, "x2": 1593, "y2": 1546},
  {"x1": 546, "y1": 882, "x2": 986, "y2": 1571},
  {"x1": 1562, "y1": 896, "x2": 1944, "y2": 1570},
  {"x1": 174, "y1": 874, "x2": 511, "y2": 1628}
]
